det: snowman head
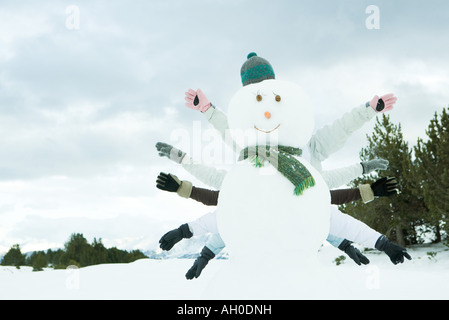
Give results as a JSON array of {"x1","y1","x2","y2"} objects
[
  {"x1": 227, "y1": 52, "x2": 315, "y2": 149},
  {"x1": 228, "y1": 77, "x2": 315, "y2": 149}
]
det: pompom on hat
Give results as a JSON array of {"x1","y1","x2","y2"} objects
[{"x1": 240, "y1": 52, "x2": 275, "y2": 86}]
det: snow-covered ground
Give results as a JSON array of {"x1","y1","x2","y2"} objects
[{"x1": 1, "y1": 243, "x2": 448, "y2": 300}]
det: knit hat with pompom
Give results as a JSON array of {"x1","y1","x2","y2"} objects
[{"x1": 240, "y1": 52, "x2": 275, "y2": 86}]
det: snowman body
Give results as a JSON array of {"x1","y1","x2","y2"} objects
[
  {"x1": 211, "y1": 80, "x2": 332, "y2": 298},
  {"x1": 217, "y1": 156, "x2": 330, "y2": 265}
]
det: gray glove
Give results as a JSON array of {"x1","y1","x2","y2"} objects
[
  {"x1": 156, "y1": 142, "x2": 186, "y2": 164},
  {"x1": 361, "y1": 158, "x2": 389, "y2": 174}
]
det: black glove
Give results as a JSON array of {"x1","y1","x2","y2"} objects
[
  {"x1": 371, "y1": 177, "x2": 399, "y2": 197},
  {"x1": 185, "y1": 246, "x2": 215, "y2": 280},
  {"x1": 375, "y1": 235, "x2": 412, "y2": 265},
  {"x1": 156, "y1": 172, "x2": 180, "y2": 192},
  {"x1": 159, "y1": 224, "x2": 193, "y2": 251},
  {"x1": 338, "y1": 239, "x2": 370, "y2": 265}
]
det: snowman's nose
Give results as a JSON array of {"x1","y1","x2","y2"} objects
[{"x1": 264, "y1": 111, "x2": 271, "y2": 119}]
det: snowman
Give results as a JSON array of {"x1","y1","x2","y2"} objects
[{"x1": 211, "y1": 55, "x2": 337, "y2": 299}]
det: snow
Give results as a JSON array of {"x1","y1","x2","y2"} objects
[{"x1": 1, "y1": 243, "x2": 449, "y2": 300}]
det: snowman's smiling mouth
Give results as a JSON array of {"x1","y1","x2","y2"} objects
[{"x1": 254, "y1": 124, "x2": 280, "y2": 133}]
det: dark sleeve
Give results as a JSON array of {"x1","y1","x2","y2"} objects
[
  {"x1": 190, "y1": 186, "x2": 219, "y2": 206},
  {"x1": 330, "y1": 188, "x2": 361, "y2": 205}
]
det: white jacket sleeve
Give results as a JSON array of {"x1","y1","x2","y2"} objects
[
  {"x1": 329, "y1": 206, "x2": 382, "y2": 248},
  {"x1": 205, "y1": 233, "x2": 226, "y2": 255},
  {"x1": 321, "y1": 163, "x2": 364, "y2": 189},
  {"x1": 188, "y1": 211, "x2": 219, "y2": 235},
  {"x1": 308, "y1": 104, "x2": 377, "y2": 163},
  {"x1": 188, "y1": 212, "x2": 226, "y2": 256},
  {"x1": 181, "y1": 155, "x2": 227, "y2": 190},
  {"x1": 203, "y1": 105, "x2": 239, "y2": 152},
  {"x1": 203, "y1": 105, "x2": 229, "y2": 139}
]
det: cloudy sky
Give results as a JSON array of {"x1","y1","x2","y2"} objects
[{"x1": 0, "y1": 0, "x2": 448, "y2": 253}]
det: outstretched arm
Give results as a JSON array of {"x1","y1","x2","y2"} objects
[
  {"x1": 321, "y1": 158, "x2": 389, "y2": 189},
  {"x1": 329, "y1": 206, "x2": 382, "y2": 249},
  {"x1": 308, "y1": 94, "x2": 397, "y2": 168},
  {"x1": 156, "y1": 172, "x2": 219, "y2": 206},
  {"x1": 158, "y1": 211, "x2": 221, "y2": 252},
  {"x1": 330, "y1": 176, "x2": 398, "y2": 204},
  {"x1": 156, "y1": 142, "x2": 227, "y2": 189},
  {"x1": 185, "y1": 89, "x2": 238, "y2": 152},
  {"x1": 330, "y1": 207, "x2": 411, "y2": 264}
]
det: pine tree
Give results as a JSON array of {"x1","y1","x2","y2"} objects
[
  {"x1": 90, "y1": 238, "x2": 108, "y2": 265},
  {"x1": 340, "y1": 114, "x2": 424, "y2": 246},
  {"x1": 107, "y1": 247, "x2": 127, "y2": 263},
  {"x1": 45, "y1": 248, "x2": 65, "y2": 267},
  {"x1": 31, "y1": 251, "x2": 47, "y2": 271},
  {"x1": 439, "y1": 108, "x2": 449, "y2": 239},
  {"x1": 1, "y1": 244, "x2": 26, "y2": 267},
  {"x1": 61, "y1": 233, "x2": 91, "y2": 267},
  {"x1": 414, "y1": 107, "x2": 449, "y2": 242}
]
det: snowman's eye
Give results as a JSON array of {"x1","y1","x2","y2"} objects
[
  {"x1": 275, "y1": 95, "x2": 281, "y2": 102},
  {"x1": 256, "y1": 94, "x2": 263, "y2": 102}
]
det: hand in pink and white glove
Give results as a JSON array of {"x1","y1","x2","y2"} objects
[
  {"x1": 368, "y1": 93, "x2": 397, "y2": 113},
  {"x1": 185, "y1": 88, "x2": 211, "y2": 113}
]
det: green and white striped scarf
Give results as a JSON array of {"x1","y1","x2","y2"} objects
[{"x1": 238, "y1": 145, "x2": 316, "y2": 196}]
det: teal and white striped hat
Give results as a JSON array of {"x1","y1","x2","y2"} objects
[{"x1": 240, "y1": 52, "x2": 275, "y2": 86}]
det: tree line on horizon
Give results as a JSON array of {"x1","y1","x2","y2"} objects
[
  {"x1": 341, "y1": 106, "x2": 449, "y2": 247},
  {"x1": 0, "y1": 233, "x2": 147, "y2": 271}
]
